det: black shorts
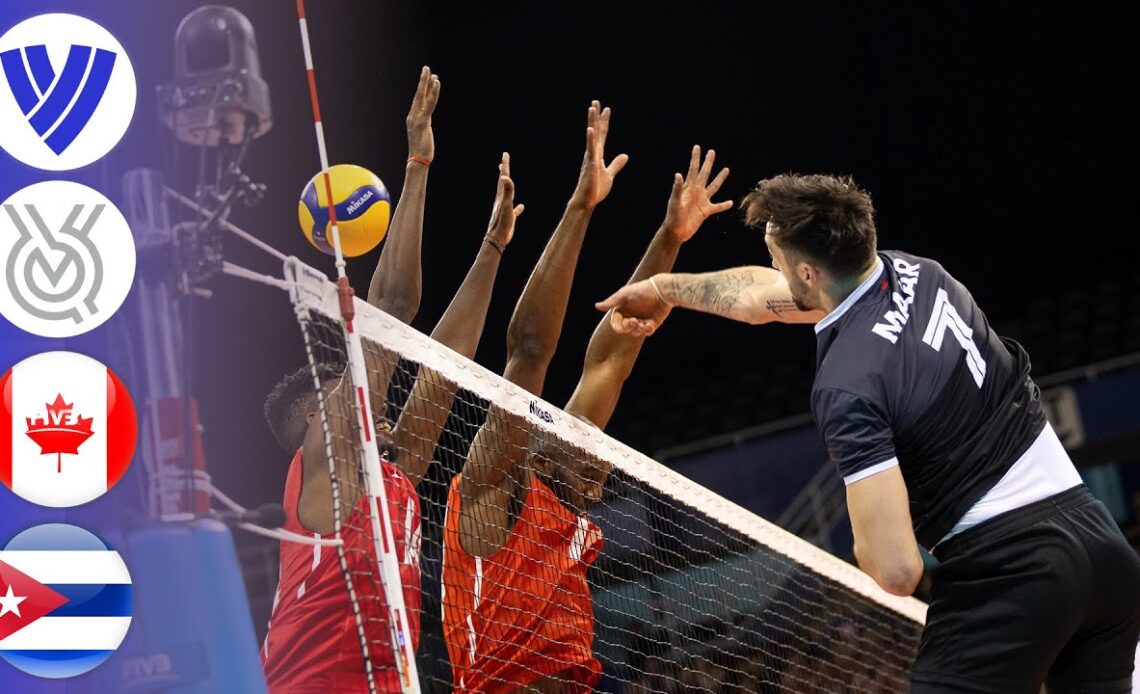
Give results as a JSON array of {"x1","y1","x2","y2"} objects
[{"x1": 912, "y1": 485, "x2": 1140, "y2": 694}]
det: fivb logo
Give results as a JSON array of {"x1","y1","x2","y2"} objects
[
  {"x1": 0, "y1": 523, "x2": 133, "y2": 679},
  {"x1": 1, "y1": 43, "x2": 116, "y2": 155},
  {"x1": 0, "y1": 14, "x2": 136, "y2": 171}
]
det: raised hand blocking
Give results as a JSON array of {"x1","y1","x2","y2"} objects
[
  {"x1": 486, "y1": 152, "x2": 524, "y2": 251},
  {"x1": 406, "y1": 65, "x2": 441, "y2": 163},
  {"x1": 663, "y1": 145, "x2": 733, "y2": 243},
  {"x1": 570, "y1": 100, "x2": 630, "y2": 210}
]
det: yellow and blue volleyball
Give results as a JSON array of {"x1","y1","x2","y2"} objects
[{"x1": 298, "y1": 164, "x2": 391, "y2": 257}]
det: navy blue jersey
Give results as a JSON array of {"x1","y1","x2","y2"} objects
[{"x1": 811, "y1": 251, "x2": 1046, "y2": 548}]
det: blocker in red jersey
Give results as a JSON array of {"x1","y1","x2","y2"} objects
[{"x1": 0, "y1": 350, "x2": 137, "y2": 507}]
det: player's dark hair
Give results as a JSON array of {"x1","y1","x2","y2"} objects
[
  {"x1": 741, "y1": 174, "x2": 877, "y2": 278},
  {"x1": 264, "y1": 363, "x2": 343, "y2": 454}
]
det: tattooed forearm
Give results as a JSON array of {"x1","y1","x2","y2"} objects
[
  {"x1": 651, "y1": 266, "x2": 819, "y2": 325},
  {"x1": 661, "y1": 268, "x2": 761, "y2": 319}
]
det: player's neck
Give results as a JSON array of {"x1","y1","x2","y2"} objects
[{"x1": 819, "y1": 259, "x2": 880, "y2": 314}]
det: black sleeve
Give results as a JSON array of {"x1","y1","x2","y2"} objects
[{"x1": 812, "y1": 388, "x2": 898, "y2": 484}]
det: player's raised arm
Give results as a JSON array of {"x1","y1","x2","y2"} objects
[
  {"x1": 425, "y1": 153, "x2": 523, "y2": 359},
  {"x1": 458, "y1": 101, "x2": 627, "y2": 555},
  {"x1": 394, "y1": 153, "x2": 524, "y2": 488},
  {"x1": 568, "y1": 146, "x2": 731, "y2": 427},
  {"x1": 366, "y1": 66, "x2": 441, "y2": 321},
  {"x1": 503, "y1": 100, "x2": 628, "y2": 396}
]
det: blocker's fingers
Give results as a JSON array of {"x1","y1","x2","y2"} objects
[
  {"x1": 685, "y1": 144, "x2": 701, "y2": 182},
  {"x1": 706, "y1": 167, "x2": 730, "y2": 196},
  {"x1": 414, "y1": 66, "x2": 429, "y2": 102},
  {"x1": 606, "y1": 153, "x2": 630, "y2": 177},
  {"x1": 697, "y1": 149, "x2": 716, "y2": 186},
  {"x1": 584, "y1": 127, "x2": 597, "y2": 161}
]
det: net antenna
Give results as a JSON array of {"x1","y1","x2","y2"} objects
[{"x1": 294, "y1": 2, "x2": 421, "y2": 691}]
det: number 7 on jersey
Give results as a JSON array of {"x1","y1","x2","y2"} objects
[{"x1": 922, "y1": 288, "x2": 987, "y2": 388}]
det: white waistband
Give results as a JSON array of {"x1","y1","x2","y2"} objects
[{"x1": 937, "y1": 424, "x2": 1082, "y2": 547}]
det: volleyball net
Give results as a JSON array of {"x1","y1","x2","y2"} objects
[{"x1": 283, "y1": 256, "x2": 925, "y2": 693}]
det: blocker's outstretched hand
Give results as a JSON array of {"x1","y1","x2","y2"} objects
[
  {"x1": 663, "y1": 145, "x2": 733, "y2": 243},
  {"x1": 406, "y1": 66, "x2": 441, "y2": 162},
  {"x1": 569, "y1": 100, "x2": 629, "y2": 210},
  {"x1": 486, "y1": 152, "x2": 524, "y2": 249}
]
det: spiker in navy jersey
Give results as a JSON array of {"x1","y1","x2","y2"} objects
[{"x1": 811, "y1": 251, "x2": 1045, "y2": 548}]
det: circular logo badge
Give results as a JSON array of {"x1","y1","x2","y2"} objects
[
  {"x1": 0, "y1": 351, "x2": 137, "y2": 508},
  {"x1": 0, "y1": 180, "x2": 136, "y2": 338},
  {"x1": 0, "y1": 523, "x2": 132, "y2": 678},
  {"x1": 0, "y1": 13, "x2": 137, "y2": 171}
]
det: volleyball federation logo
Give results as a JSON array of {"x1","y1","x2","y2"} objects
[
  {"x1": 0, "y1": 13, "x2": 136, "y2": 171},
  {"x1": 0, "y1": 523, "x2": 132, "y2": 679},
  {"x1": 0, "y1": 181, "x2": 136, "y2": 338},
  {"x1": 0, "y1": 351, "x2": 137, "y2": 508}
]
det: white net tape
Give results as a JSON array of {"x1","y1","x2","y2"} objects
[{"x1": 275, "y1": 256, "x2": 925, "y2": 693}]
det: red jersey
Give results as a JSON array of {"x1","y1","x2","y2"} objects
[
  {"x1": 262, "y1": 449, "x2": 422, "y2": 693},
  {"x1": 441, "y1": 474, "x2": 603, "y2": 693}
]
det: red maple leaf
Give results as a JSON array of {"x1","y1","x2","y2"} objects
[{"x1": 25, "y1": 394, "x2": 95, "y2": 473}]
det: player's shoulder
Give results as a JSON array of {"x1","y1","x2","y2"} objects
[
  {"x1": 811, "y1": 374, "x2": 885, "y2": 420},
  {"x1": 861, "y1": 249, "x2": 971, "y2": 343},
  {"x1": 814, "y1": 302, "x2": 896, "y2": 397},
  {"x1": 880, "y1": 248, "x2": 937, "y2": 266}
]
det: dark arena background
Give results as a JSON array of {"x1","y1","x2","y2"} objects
[
  {"x1": 0, "y1": 1, "x2": 1137, "y2": 693},
  {"x1": 188, "y1": 1, "x2": 1140, "y2": 527}
]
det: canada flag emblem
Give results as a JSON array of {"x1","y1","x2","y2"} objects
[
  {"x1": 24, "y1": 394, "x2": 96, "y2": 473},
  {"x1": 1, "y1": 351, "x2": 136, "y2": 508}
]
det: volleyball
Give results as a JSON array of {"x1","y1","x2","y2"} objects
[{"x1": 298, "y1": 164, "x2": 391, "y2": 257}]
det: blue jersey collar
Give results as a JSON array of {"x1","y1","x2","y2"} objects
[{"x1": 814, "y1": 257, "x2": 885, "y2": 334}]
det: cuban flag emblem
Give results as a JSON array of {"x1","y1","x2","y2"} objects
[
  {"x1": 0, "y1": 351, "x2": 137, "y2": 508},
  {"x1": 0, "y1": 523, "x2": 132, "y2": 678}
]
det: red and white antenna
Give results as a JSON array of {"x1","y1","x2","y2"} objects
[{"x1": 295, "y1": 2, "x2": 421, "y2": 691}]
